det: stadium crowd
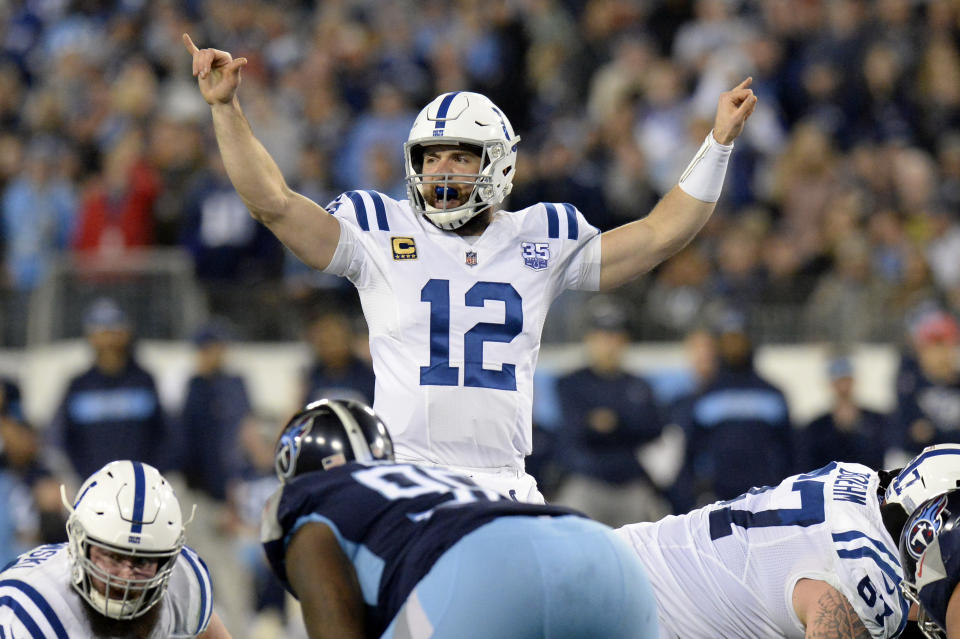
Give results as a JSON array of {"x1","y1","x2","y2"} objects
[
  {"x1": 2, "y1": 0, "x2": 960, "y2": 343},
  {"x1": 3, "y1": 0, "x2": 960, "y2": 637}
]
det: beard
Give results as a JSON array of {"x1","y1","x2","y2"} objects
[{"x1": 81, "y1": 595, "x2": 162, "y2": 639}]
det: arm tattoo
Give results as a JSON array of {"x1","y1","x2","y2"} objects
[{"x1": 806, "y1": 588, "x2": 871, "y2": 639}]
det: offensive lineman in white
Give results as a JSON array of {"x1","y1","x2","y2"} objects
[
  {"x1": 617, "y1": 444, "x2": 960, "y2": 639},
  {"x1": 183, "y1": 33, "x2": 757, "y2": 503},
  {"x1": 0, "y1": 460, "x2": 230, "y2": 638}
]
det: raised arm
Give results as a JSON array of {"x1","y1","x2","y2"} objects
[
  {"x1": 598, "y1": 78, "x2": 757, "y2": 290},
  {"x1": 286, "y1": 521, "x2": 366, "y2": 639},
  {"x1": 793, "y1": 579, "x2": 871, "y2": 639},
  {"x1": 182, "y1": 34, "x2": 340, "y2": 270}
]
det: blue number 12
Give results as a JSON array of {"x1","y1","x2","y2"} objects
[{"x1": 420, "y1": 279, "x2": 523, "y2": 390}]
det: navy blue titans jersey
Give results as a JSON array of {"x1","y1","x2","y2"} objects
[{"x1": 261, "y1": 462, "x2": 580, "y2": 635}]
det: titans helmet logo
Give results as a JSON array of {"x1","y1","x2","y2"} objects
[
  {"x1": 907, "y1": 494, "x2": 948, "y2": 559},
  {"x1": 275, "y1": 419, "x2": 312, "y2": 480}
]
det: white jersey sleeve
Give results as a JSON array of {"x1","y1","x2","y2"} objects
[
  {"x1": 537, "y1": 202, "x2": 602, "y2": 292},
  {"x1": 166, "y1": 546, "x2": 215, "y2": 638},
  {"x1": 617, "y1": 462, "x2": 909, "y2": 639},
  {"x1": 321, "y1": 190, "x2": 391, "y2": 287}
]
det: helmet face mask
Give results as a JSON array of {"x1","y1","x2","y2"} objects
[
  {"x1": 274, "y1": 399, "x2": 395, "y2": 481},
  {"x1": 62, "y1": 461, "x2": 185, "y2": 620},
  {"x1": 404, "y1": 92, "x2": 519, "y2": 230}
]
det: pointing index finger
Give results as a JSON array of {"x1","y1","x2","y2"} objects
[
  {"x1": 182, "y1": 33, "x2": 200, "y2": 56},
  {"x1": 733, "y1": 77, "x2": 753, "y2": 91}
]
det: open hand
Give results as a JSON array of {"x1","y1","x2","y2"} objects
[
  {"x1": 712, "y1": 77, "x2": 758, "y2": 145},
  {"x1": 182, "y1": 33, "x2": 247, "y2": 105}
]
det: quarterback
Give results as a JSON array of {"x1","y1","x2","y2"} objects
[
  {"x1": 183, "y1": 34, "x2": 757, "y2": 502},
  {"x1": 0, "y1": 460, "x2": 229, "y2": 638},
  {"x1": 617, "y1": 444, "x2": 960, "y2": 639}
]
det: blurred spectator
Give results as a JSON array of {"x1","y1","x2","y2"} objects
[
  {"x1": 758, "y1": 230, "x2": 817, "y2": 306},
  {"x1": 893, "y1": 306, "x2": 960, "y2": 455},
  {"x1": 180, "y1": 319, "x2": 251, "y2": 502},
  {"x1": 335, "y1": 84, "x2": 414, "y2": 190},
  {"x1": 666, "y1": 326, "x2": 719, "y2": 512},
  {"x1": 72, "y1": 130, "x2": 159, "y2": 256},
  {"x1": 803, "y1": 235, "x2": 894, "y2": 343},
  {"x1": 709, "y1": 218, "x2": 766, "y2": 311},
  {"x1": 47, "y1": 298, "x2": 168, "y2": 479},
  {"x1": 179, "y1": 318, "x2": 254, "y2": 639},
  {"x1": 0, "y1": 378, "x2": 66, "y2": 556},
  {"x1": 644, "y1": 244, "x2": 712, "y2": 338},
  {"x1": 553, "y1": 297, "x2": 669, "y2": 527},
  {"x1": 3, "y1": 0, "x2": 960, "y2": 349},
  {"x1": 301, "y1": 309, "x2": 375, "y2": 406},
  {"x1": 0, "y1": 379, "x2": 38, "y2": 565},
  {"x1": 180, "y1": 150, "x2": 282, "y2": 282},
  {"x1": 1, "y1": 137, "x2": 76, "y2": 290},
  {"x1": 796, "y1": 354, "x2": 889, "y2": 470},
  {"x1": 675, "y1": 310, "x2": 793, "y2": 506},
  {"x1": 225, "y1": 416, "x2": 289, "y2": 638},
  {"x1": 148, "y1": 115, "x2": 206, "y2": 245}
]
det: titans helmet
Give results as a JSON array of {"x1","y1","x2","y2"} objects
[
  {"x1": 274, "y1": 399, "x2": 395, "y2": 481},
  {"x1": 60, "y1": 461, "x2": 188, "y2": 620},
  {"x1": 885, "y1": 445, "x2": 960, "y2": 515},
  {"x1": 403, "y1": 91, "x2": 520, "y2": 230},
  {"x1": 899, "y1": 488, "x2": 960, "y2": 638}
]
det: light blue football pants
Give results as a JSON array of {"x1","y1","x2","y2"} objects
[{"x1": 381, "y1": 515, "x2": 658, "y2": 639}]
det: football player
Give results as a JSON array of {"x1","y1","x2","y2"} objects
[
  {"x1": 260, "y1": 399, "x2": 657, "y2": 639},
  {"x1": 899, "y1": 487, "x2": 960, "y2": 638},
  {"x1": 616, "y1": 444, "x2": 960, "y2": 638},
  {"x1": 0, "y1": 460, "x2": 230, "y2": 638},
  {"x1": 183, "y1": 33, "x2": 756, "y2": 503}
]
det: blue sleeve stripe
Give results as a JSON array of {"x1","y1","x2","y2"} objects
[
  {"x1": 544, "y1": 203, "x2": 560, "y2": 239},
  {"x1": 835, "y1": 545, "x2": 910, "y2": 627},
  {"x1": 832, "y1": 531, "x2": 899, "y2": 565},
  {"x1": 345, "y1": 191, "x2": 370, "y2": 231},
  {"x1": 835, "y1": 547, "x2": 901, "y2": 584},
  {"x1": 363, "y1": 190, "x2": 389, "y2": 231},
  {"x1": 0, "y1": 580, "x2": 68, "y2": 639},
  {"x1": 561, "y1": 203, "x2": 578, "y2": 240},
  {"x1": 131, "y1": 462, "x2": 145, "y2": 534},
  {"x1": 0, "y1": 597, "x2": 44, "y2": 639},
  {"x1": 180, "y1": 548, "x2": 212, "y2": 634}
]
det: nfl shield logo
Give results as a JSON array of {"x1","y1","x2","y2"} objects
[{"x1": 465, "y1": 251, "x2": 478, "y2": 267}]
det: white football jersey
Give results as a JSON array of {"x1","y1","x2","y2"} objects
[
  {"x1": 0, "y1": 543, "x2": 213, "y2": 638},
  {"x1": 617, "y1": 462, "x2": 909, "y2": 639},
  {"x1": 323, "y1": 191, "x2": 601, "y2": 470}
]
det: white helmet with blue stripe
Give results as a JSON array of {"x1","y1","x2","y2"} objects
[
  {"x1": 61, "y1": 460, "x2": 191, "y2": 619},
  {"x1": 885, "y1": 444, "x2": 960, "y2": 515},
  {"x1": 404, "y1": 91, "x2": 520, "y2": 229}
]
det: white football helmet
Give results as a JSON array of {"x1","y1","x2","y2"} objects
[
  {"x1": 404, "y1": 91, "x2": 520, "y2": 229},
  {"x1": 60, "y1": 460, "x2": 191, "y2": 620},
  {"x1": 885, "y1": 444, "x2": 960, "y2": 514}
]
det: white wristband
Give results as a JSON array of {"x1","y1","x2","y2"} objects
[{"x1": 677, "y1": 130, "x2": 733, "y2": 203}]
